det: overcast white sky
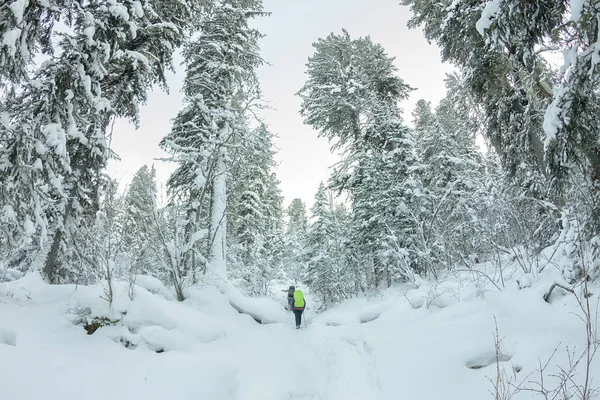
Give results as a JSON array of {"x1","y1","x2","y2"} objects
[{"x1": 106, "y1": 0, "x2": 455, "y2": 208}]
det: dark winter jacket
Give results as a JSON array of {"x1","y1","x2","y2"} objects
[{"x1": 287, "y1": 289, "x2": 295, "y2": 310}]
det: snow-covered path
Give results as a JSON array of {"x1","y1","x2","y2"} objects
[
  {"x1": 0, "y1": 293, "x2": 377, "y2": 399},
  {"x1": 1, "y1": 273, "x2": 598, "y2": 400}
]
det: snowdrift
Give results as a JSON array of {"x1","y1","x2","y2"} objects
[
  {"x1": 1, "y1": 272, "x2": 290, "y2": 354},
  {"x1": 0, "y1": 265, "x2": 598, "y2": 400}
]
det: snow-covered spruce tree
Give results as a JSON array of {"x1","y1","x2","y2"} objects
[
  {"x1": 350, "y1": 109, "x2": 421, "y2": 284},
  {"x1": 302, "y1": 183, "x2": 356, "y2": 304},
  {"x1": 298, "y1": 30, "x2": 420, "y2": 287},
  {"x1": 403, "y1": 0, "x2": 598, "y2": 275},
  {"x1": 410, "y1": 75, "x2": 486, "y2": 272},
  {"x1": 148, "y1": 200, "x2": 192, "y2": 300},
  {"x1": 0, "y1": 0, "x2": 67, "y2": 86},
  {"x1": 160, "y1": 0, "x2": 266, "y2": 282},
  {"x1": 402, "y1": 0, "x2": 552, "y2": 201},
  {"x1": 330, "y1": 202, "x2": 362, "y2": 295},
  {"x1": 0, "y1": 21, "x2": 117, "y2": 282},
  {"x1": 477, "y1": 0, "x2": 600, "y2": 204},
  {"x1": 0, "y1": 0, "x2": 197, "y2": 282},
  {"x1": 413, "y1": 73, "x2": 560, "y2": 275},
  {"x1": 73, "y1": 178, "x2": 127, "y2": 295},
  {"x1": 228, "y1": 123, "x2": 284, "y2": 295},
  {"x1": 228, "y1": 124, "x2": 271, "y2": 271},
  {"x1": 284, "y1": 198, "x2": 309, "y2": 284},
  {"x1": 287, "y1": 199, "x2": 309, "y2": 235},
  {"x1": 122, "y1": 165, "x2": 160, "y2": 277},
  {"x1": 304, "y1": 183, "x2": 340, "y2": 304},
  {"x1": 298, "y1": 30, "x2": 412, "y2": 161},
  {"x1": 476, "y1": 0, "x2": 600, "y2": 270},
  {"x1": 261, "y1": 169, "x2": 285, "y2": 282}
]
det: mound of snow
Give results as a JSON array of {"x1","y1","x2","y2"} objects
[
  {"x1": 131, "y1": 275, "x2": 166, "y2": 295},
  {"x1": 2, "y1": 271, "x2": 75, "y2": 303},
  {"x1": 312, "y1": 292, "x2": 402, "y2": 327},
  {"x1": 218, "y1": 282, "x2": 289, "y2": 324},
  {"x1": 1, "y1": 264, "x2": 597, "y2": 400},
  {"x1": 184, "y1": 285, "x2": 240, "y2": 317},
  {"x1": 68, "y1": 283, "x2": 233, "y2": 351},
  {"x1": 0, "y1": 327, "x2": 16, "y2": 346}
]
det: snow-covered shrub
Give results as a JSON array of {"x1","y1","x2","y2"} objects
[{"x1": 1, "y1": 267, "x2": 23, "y2": 283}]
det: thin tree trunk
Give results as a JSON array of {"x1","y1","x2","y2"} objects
[
  {"x1": 43, "y1": 197, "x2": 74, "y2": 283},
  {"x1": 208, "y1": 123, "x2": 229, "y2": 279},
  {"x1": 43, "y1": 229, "x2": 63, "y2": 283}
]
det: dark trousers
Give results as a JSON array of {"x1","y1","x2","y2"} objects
[{"x1": 294, "y1": 309, "x2": 303, "y2": 327}]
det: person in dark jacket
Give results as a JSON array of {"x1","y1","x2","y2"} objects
[{"x1": 286, "y1": 285, "x2": 295, "y2": 312}]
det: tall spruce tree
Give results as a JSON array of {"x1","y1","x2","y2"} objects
[
  {"x1": 160, "y1": 0, "x2": 266, "y2": 280},
  {"x1": 228, "y1": 123, "x2": 284, "y2": 295},
  {"x1": 122, "y1": 165, "x2": 159, "y2": 276},
  {"x1": 401, "y1": 0, "x2": 549, "y2": 183},
  {"x1": 298, "y1": 30, "x2": 420, "y2": 286},
  {"x1": 402, "y1": 0, "x2": 598, "y2": 278},
  {"x1": 304, "y1": 183, "x2": 336, "y2": 303},
  {"x1": 284, "y1": 198, "x2": 309, "y2": 283},
  {"x1": 401, "y1": 0, "x2": 600, "y2": 229},
  {"x1": 74, "y1": 178, "x2": 126, "y2": 287},
  {"x1": 304, "y1": 183, "x2": 354, "y2": 304},
  {"x1": 0, "y1": 0, "x2": 198, "y2": 282},
  {"x1": 411, "y1": 75, "x2": 485, "y2": 271},
  {"x1": 476, "y1": 0, "x2": 600, "y2": 229},
  {"x1": 350, "y1": 112, "x2": 421, "y2": 284}
]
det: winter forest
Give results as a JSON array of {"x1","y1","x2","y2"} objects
[{"x1": 1, "y1": 1, "x2": 600, "y2": 399}]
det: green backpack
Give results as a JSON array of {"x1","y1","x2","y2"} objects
[{"x1": 294, "y1": 290, "x2": 305, "y2": 308}]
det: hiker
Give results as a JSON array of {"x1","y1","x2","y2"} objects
[
  {"x1": 284, "y1": 285, "x2": 295, "y2": 312},
  {"x1": 292, "y1": 288, "x2": 306, "y2": 329}
]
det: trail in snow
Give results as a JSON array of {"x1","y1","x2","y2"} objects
[
  {"x1": 1, "y1": 272, "x2": 598, "y2": 400},
  {"x1": 0, "y1": 303, "x2": 378, "y2": 399},
  {"x1": 0, "y1": 276, "x2": 383, "y2": 400}
]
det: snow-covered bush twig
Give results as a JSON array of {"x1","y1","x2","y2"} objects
[
  {"x1": 522, "y1": 237, "x2": 598, "y2": 400},
  {"x1": 150, "y1": 204, "x2": 186, "y2": 302},
  {"x1": 489, "y1": 317, "x2": 524, "y2": 400},
  {"x1": 455, "y1": 265, "x2": 503, "y2": 293}
]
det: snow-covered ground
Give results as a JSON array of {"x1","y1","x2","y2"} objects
[{"x1": 1, "y1": 265, "x2": 598, "y2": 400}]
